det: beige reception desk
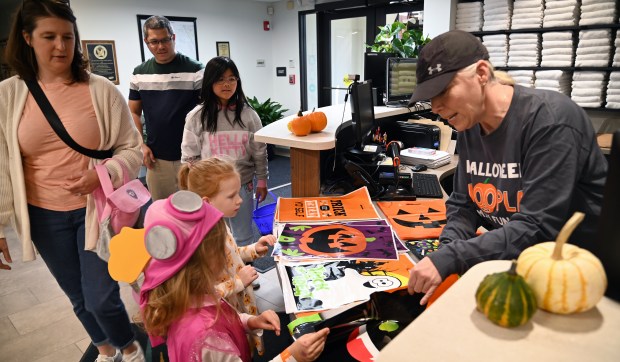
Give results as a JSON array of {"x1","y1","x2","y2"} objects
[
  {"x1": 254, "y1": 104, "x2": 416, "y2": 197},
  {"x1": 377, "y1": 260, "x2": 620, "y2": 361}
]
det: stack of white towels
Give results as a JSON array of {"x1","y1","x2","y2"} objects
[
  {"x1": 540, "y1": 32, "x2": 574, "y2": 67},
  {"x1": 613, "y1": 30, "x2": 620, "y2": 67},
  {"x1": 483, "y1": 34, "x2": 508, "y2": 67},
  {"x1": 455, "y1": 1, "x2": 483, "y2": 32},
  {"x1": 571, "y1": 71, "x2": 606, "y2": 108},
  {"x1": 511, "y1": 0, "x2": 544, "y2": 29},
  {"x1": 508, "y1": 33, "x2": 540, "y2": 67},
  {"x1": 535, "y1": 70, "x2": 572, "y2": 96},
  {"x1": 483, "y1": 0, "x2": 513, "y2": 31},
  {"x1": 508, "y1": 70, "x2": 535, "y2": 87},
  {"x1": 575, "y1": 29, "x2": 611, "y2": 67},
  {"x1": 580, "y1": 0, "x2": 617, "y2": 26},
  {"x1": 543, "y1": 0, "x2": 579, "y2": 27},
  {"x1": 607, "y1": 72, "x2": 620, "y2": 109}
]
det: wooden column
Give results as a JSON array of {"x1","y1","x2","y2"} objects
[{"x1": 290, "y1": 147, "x2": 321, "y2": 197}]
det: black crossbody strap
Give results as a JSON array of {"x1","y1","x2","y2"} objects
[{"x1": 24, "y1": 79, "x2": 113, "y2": 159}]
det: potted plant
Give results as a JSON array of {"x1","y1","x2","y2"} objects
[
  {"x1": 247, "y1": 96, "x2": 289, "y2": 159},
  {"x1": 367, "y1": 21, "x2": 431, "y2": 58}
]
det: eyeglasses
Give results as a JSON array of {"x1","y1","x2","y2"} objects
[
  {"x1": 146, "y1": 37, "x2": 172, "y2": 47},
  {"x1": 215, "y1": 77, "x2": 239, "y2": 85}
]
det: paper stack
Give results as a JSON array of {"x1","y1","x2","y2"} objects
[{"x1": 400, "y1": 147, "x2": 451, "y2": 168}]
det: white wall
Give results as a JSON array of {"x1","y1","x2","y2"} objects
[
  {"x1": 71, "y1": 0, "x2": 277, "y2": 102},
  {"x1": 269, "y1": 0, "x2": 313, "y2": 115},
  {"x1": 423, "y1": 0, "x2": 456, "y2": 38}
]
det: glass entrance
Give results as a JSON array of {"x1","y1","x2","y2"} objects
[{"x1": 330, "y1": 16, "x2": 366, "y2": 105}]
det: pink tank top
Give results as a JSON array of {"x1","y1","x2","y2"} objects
[{"x1": 166, "y1": 301, "x2": 251, "y2": 362}]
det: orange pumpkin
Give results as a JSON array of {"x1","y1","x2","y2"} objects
[
  {"x1": 288, "y1": 112, "x2": 312, "y2": 136},
  {"x1": 290, "y1": 110, "x2": 327, "y2": 134},
  {"x1": 298, "y1": 224, "x2": 367, "y2": 256},
  {"x1": 307, "y1": 111, "x2": 327, "y2": 132}
]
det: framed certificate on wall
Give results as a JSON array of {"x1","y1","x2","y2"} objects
[
  {"x1": 82, "y1": 40, "x2": 119, "y2": 84},
  {"x1": 216, "y1": 41, "x2": 230, "y2": 58}
]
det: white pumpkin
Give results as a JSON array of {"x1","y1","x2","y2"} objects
[{"x1": 516, "y1": 212, "x2": 607, "y2": 314}]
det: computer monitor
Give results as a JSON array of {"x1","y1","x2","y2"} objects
[
  {"x1": 593, "y1": 130, "x2": 620, "y2": 301},
  {"x1": 348, "y1": 80, "x2": 377, "y2": 160},
  {"x1": 364, "y1": 52, "x2": 395, "y2": 105},
  {"x1": 386, "y1": 57, "x2": 418, "y2": 104}
]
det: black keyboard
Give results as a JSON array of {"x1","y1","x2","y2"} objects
[{"x1": 411, "y1": 173, "x2": 444, "y2": 198}]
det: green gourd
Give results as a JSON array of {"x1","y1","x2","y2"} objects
[{"x1": 475, "y1": 260, "x2": 537, "y2": 328}]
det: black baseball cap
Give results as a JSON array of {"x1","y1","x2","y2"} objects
[{"x1": 409, "y1": 30, "x2": 489, "y2": 105}]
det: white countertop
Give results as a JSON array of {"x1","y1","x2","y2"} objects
[
  {"x1": 377, "y1": 260, "x2": 620, "y2": 361},
  {"x1": 254, "y1": 104, "x2": 414, "y2": 150}
]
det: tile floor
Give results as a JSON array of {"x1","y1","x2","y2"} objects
[{"x1": 0, "y1": 226, "x2": 285, "y2": 362}]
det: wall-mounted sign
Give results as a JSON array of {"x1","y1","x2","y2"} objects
[
  {"x1": 216, "y1": 41, "x2": 230, "y2": 58},
  {"x1": 276, "y1": 67, "x2": 286, "y2": 76},
  {"x1": 82, "y1": 40, "x2": 119, "y2": 84}
]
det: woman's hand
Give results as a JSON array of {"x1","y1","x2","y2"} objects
[
  {"x1": 254, "y1": 234, "x2": 276, "y2": 254},
  {"x1": 238, "y1": 265, "x2": 258, "y2": 288},
  {"x1": 255, "y1": 186, "x2": 268, "y2": 203},
  {"x1": 407, "y1": 257, "x2": 443, "y2": 305},
  {"x1": 288, "y1": 328, "x2": 330, "y2": 362},
  {"x1": 247, "y1": 310, "x2": 280, "y2": 335},
  {"x1": 0, "y1": 238, "x2": 13, "y2": 270},
  {"x1": 62, "y1": 169, "x2": 101, "y2": 196}
]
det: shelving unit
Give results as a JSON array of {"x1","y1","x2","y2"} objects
[{"x1": 458, "y1": 1, "x2": 620, "y2": 112}]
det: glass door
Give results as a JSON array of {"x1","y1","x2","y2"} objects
[
  {"x1": 303, "y1": 2, "x2": 423, "y2": 108},
  {"x1": 330, "y1": 16, "x2": 367, "y2": 105}
]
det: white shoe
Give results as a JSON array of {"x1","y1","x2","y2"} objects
[
  {"x1": 95, "y1": 350, "x2": 121, "y2": 362},
  {"x1": 122, "y1": 341, "x2": 146, "y2": 362}
]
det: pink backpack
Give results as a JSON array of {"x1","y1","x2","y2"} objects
[{"x1": 93, "y1": 159, "x2": 151, "y2": 261}]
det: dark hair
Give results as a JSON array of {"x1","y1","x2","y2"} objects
[
  {"x1": 142, "y1": 15, "x2": 175, "y2": 38},
  {"x1": 199, "y1": 57, "x2": 248, "y2": 133},
  {"x1": 5, "y1": 0, "x2": 88, "y2": 82}
]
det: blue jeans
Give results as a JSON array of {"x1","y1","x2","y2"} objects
[
  {"x1": 28, "y1": 205, "x2": 135, "y2": 349},
  {"x1": 227, "y1": 181, "x2": 256, "y2": 247}
]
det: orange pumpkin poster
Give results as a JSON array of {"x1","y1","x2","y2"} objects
[
  {"x1": 275, "y1": 187, "x2": 380, "y2": 223},
  {"x1": 273, "y1": 222, "x2": 398, "y2": 260},
  {"x1": 376, "y1": 200, "x2": 447, "y2": 240}
]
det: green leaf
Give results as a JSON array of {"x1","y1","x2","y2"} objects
[
  {"x1": 247, "y1": 96, "x2": 289, "y2": 127},
  {"x1": 282, "y1": 249, "x2": 304, "y2": 256},
  {"x1": 365, "y1": 20, "x2": 431, "y2": 59}
]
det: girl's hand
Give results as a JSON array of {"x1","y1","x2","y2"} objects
[
  {"x1": 255, "y1": 234, "x2": 276, "y2": 254},
  {"x1": 255, "y1": 186, "x2": 268, "y2": 203},
  {"x1": 62, "y1": 169, "x2": 101, "y2": 196},
  {"x1": 238, "y1": 265, "x2": 258, "y2": 287},
  {"x1": 288, "y1": 328, "x2": 330, "y2": 362},
  {"x1": 248, "y1": 310, "x2": 280, "y2": 335}
]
